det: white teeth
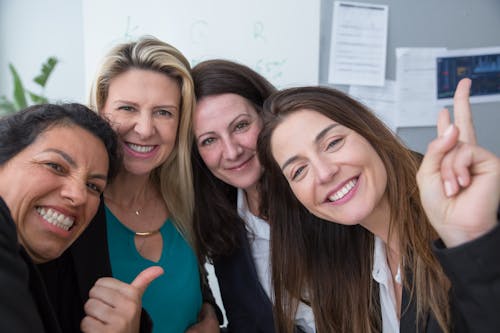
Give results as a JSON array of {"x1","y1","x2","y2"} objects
[
  {"x1": 128, "y1": 143, "x2": 154, "y2": 153},
  {"x1": 36, "y1": 207, "x2": 74, "y2": 231},
  {"x1": 328, "y1": 179, "x2": 357, "y2": 202}
]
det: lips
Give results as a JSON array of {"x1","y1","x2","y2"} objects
[
  {"x1": 36, "y1": 207, "x2": 75, "y2": 231},
  {"x1": 126, "y1": 142, "x2": 156, "y2": 153},
  {"x1": 225, "y1": 155, "x2": 254, "y2": 171},
  {"x1": 326, "y1": 177, "x2": 358, "y2": 203}
]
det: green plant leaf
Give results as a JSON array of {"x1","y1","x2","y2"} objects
[
  {"x1": 33, "y1": 56, "x2": 58, "y2": 88},
  {"x1": 28, "y1": 91, "x2": 48, "y2": 104},
  {"x1": 0, "y1": 95, "x2": 17, "y2": 114},
  {"x1": 9, "y1": 64, "x2": 27, "y2": 109}
]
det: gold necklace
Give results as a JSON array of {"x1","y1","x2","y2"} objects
[
  {"x1": 135, "y1": 229, "x2": 161, "y2": 237},
  {"x1": 104, "y1": 195, "x2": 145, "y2": 216}
]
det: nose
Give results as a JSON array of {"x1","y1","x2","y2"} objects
[
  {"x1": 222, "y1": 137, "x2": 243, "y2": 160},
  {"x1": 313, "y1": 156, "x2": 338, "y2": 185},
  {"x1": 61, "y1": 178, "x2": 87, "y2": 206},
  {"x1": 134, "y1": 112, "x2": 155, "y2": 139}
]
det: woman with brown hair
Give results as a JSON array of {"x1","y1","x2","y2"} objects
[
  {"x1": 191, "y1": 59, "x2": 315, "y2": 332},
  {"x1": 258, "y1": 79, "x2": 500, "y2": 332}
]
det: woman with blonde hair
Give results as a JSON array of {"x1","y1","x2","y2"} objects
[{"x1": 40, "y1": 36, "x2": 220, "y2": 333}]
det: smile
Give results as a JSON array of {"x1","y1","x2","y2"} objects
[
  {"x1": 126, "y1": 143, "x2": 156, "y2": 153},
  {"x1": 328, "y1": 178, "x2": 358, "y2": 202},
  {"x1": 226, "y1": 155, "x2": 254, "y2": 171},
  {"x1": 36, "y1": 207, "x2": 74, "y2": 231}
]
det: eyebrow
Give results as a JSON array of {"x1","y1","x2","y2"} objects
[
  {"x1": 44, "y1": 148, "x2": 108, "y2": 181},
  {"x1": 315, "y1": 123, "x2": 338, "y2": 143},
  {"x1": 280, "y1": 123, "x2": 338, "y2": 171},
  {"x1": 114, "y1": 100, "x2": 178, "y2": 111}
]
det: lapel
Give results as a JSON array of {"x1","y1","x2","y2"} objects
[
  {"x1": 20, "y1": 248, "x2": 63, "y2": 333},
  {"x1": 70, "y1": 198, "x2": 112, "y2": 302},
  {"x1": 398, "y1": 268, "x2": 442, "y2": 333}
]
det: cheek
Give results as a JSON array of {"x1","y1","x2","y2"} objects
[
  {"x1": 247, "y1": 129, "x2": 261, "y2": 149},
  {"x1": 159, "y1": 122, "x2": 179, "y2": 143},
  {"x1": 199, "y1": 148, "x2": 219, "y2": 170},
  {"x1": 289, "y1": 183, "x2": 310, "y2": 206}
]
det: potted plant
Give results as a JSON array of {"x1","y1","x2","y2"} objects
[{"x1": 0, "y1": 56, "x2": 58, "y2": 115}]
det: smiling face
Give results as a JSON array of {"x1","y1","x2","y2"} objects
[
  {"x1": 271, "y1": 109, "x2": 388, "y2": 227},
  {"x1": 0, "y1": 125, "x2": 109, "y2": 263},
  {"x1": 193, "y1": 93, "x2": 263, "y2": 191},
  {"x1": 100, "y1": 68, "x2": 181, "y2": 176}
]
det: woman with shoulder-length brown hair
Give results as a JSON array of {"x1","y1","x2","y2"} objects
[
  {"x1": 191, "y1": 59, "x2": 316, "y2": 332},
  {"x1": 258, "y1": 79, "x2": 500, "y2": 332}
]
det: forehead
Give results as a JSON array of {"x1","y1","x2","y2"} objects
[
  {"x1": 29, "y1": 125, "x2": 107, "y2": 162},
  {"x1": 272, "y1": 109, "x2": 335, "y2": 141},
  {"x1": 193, "y1": 93, "x2": 257, "y2": 132},
  {"x1": 107, "y1": 69, "x2": 180, "y2": 99}
]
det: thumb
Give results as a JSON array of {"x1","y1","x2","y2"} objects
[
  {"x1": 419, "y1": 124, "x2": 459, "y2": 176},
  {"x1": 131, "y1": 266, "x2": 164, "y2": 296}
]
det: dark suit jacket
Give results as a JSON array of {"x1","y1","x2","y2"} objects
[
  {"x1": 0, "y1": 197, "x2": 61, "y2": 333},
  {"x1": 39, "y1": 199, "x2": 221, "y2": 333},
  {"x1": 400, "y1": 223, "x2": 500, "y2": 332},
  {"x1": 214, "y1": 224, "x2": 276, "y2": 333}
]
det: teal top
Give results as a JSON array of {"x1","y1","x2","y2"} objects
[{"x1": 105, "y1": 206, "x2": 202, "y2": 333}]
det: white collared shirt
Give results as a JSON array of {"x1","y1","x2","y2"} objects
[
  {"x1": 372, "y1": 235, "x2": 400, "y2": 333},
  {"x1": 237, "y1": 189, "x2": 316, "y2": 333}
]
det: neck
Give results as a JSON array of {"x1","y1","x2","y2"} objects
[
  {"x1": 244, "y1": 183, "x2": 261, "y2": 217},
  {"x1": 104, "y1": 170, "x2": 154, "y2": 207},
  {"x1": 360, "y1": 197, "x2": 399, "y2": 255}
]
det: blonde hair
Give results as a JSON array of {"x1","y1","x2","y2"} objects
[{"x1": 89, "y1": 36, "x2": 195, "y2": 246}]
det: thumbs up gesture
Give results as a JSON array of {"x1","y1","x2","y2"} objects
[
  {"x1": 417, "y1": 78, "x2": 500, "y2": 247},
  {"x1": 80, "y1": 266, "x2": 164, "y2": 333}
]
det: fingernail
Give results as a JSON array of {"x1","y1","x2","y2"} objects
[
  {"x1": 443, "y1": 124, "x2": 454, "y2": 138},
  {"x1": 444, "y1": 180, "x2": 454, "y2": 197},
  {"x1": 458, "y1": 176, "x2": 466, "y2": 187}
]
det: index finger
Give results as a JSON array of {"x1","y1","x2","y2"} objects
[{"x1": 453, "y1": 78, "x2": 476, "y2": 144}]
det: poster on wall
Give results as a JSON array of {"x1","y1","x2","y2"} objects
[
  {"x1": 82, "y1": 0, "x2": 320, "y2": 92},
  {"x1": 436, "y1": 46, "x2": 500, "y2": 105},
  {"x1": 328, "y1": 1, "x2": 389, "y2": 87}
]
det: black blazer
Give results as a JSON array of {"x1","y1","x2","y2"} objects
[
  {"x1": 38, "y1": 198, "x2": 151, "y2": 332},
  {"x1": 0, "y1": 197, "x2": 61, "y2": 333},
  {"x1": 214, "y1": 224, "x2": 276, "y2": 333},
  {"x1": 400, "y1": 223, "x2": 500, "y2": 332},
  {"x1": 39, "y1": 198, "x2": 221, "y2": 332}
]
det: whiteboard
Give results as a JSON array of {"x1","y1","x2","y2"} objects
[{"x1": 82, "y1": 0, "x2": 320, "y2": 92}]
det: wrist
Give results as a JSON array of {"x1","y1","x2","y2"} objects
[{"x1": 440, "y1": 220, "x2": 498, "y2": 248}]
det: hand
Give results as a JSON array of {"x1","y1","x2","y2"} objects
[
  {"x1": 185, "y1": 303, "x2": 220, "y2": 333},
  {"x1": 417, "y1": 78, "x2": 500, "y2": 247},
  {"x1": 80, "y1": 266, "x2": 164, "y2": 333}
]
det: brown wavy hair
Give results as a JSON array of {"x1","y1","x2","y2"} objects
[
  {"x1": 257, "y1": 86, "x2": 451, "y2": 332},
  {"x1": 191, "y1": 59, "x2": 276, "y2": 259}
]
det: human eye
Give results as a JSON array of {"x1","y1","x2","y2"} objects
[
  {"x1": 291, "y1": 165, "x2": 307, "y2": 181},
  {"x1": 326, "y1": 138, "x2": 343, "y2": 151},
  {"x1": 200, "y1": 137, "x2": 216, "y2": 147},
  {"x1": 155, "y1": 109, "x2": 173, "y2": 117},
  {"x1": 86, "y1": 182, "x2": 103, "y2": 195},
  {"x1": 118, "y1": 105, "x2": 135, "y2": 112},
  {"x1": 45, "y1": 162, "x2": 66, "y2": 174},
  {"x1": 234, "y1": 121, "x2": 250, "y2": 131}
]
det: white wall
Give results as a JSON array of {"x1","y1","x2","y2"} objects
[
  {"x1": 0, "y1": 0, "x2": 86, "y2": 104},
  {"x1": 1, "y1": 1, "x2": 227, "y2": 322}
]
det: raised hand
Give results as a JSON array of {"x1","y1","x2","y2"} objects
[
  {"x1": 81, "y1": 266, "x2": 164, "y2": 333},
  {"x1": 416, "y1": 78, "x2": 500, "y2": 247}
]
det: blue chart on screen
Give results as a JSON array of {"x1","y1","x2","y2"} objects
[{"x1": 437, "y1": 53, "x2": 500, "y2": 99}]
